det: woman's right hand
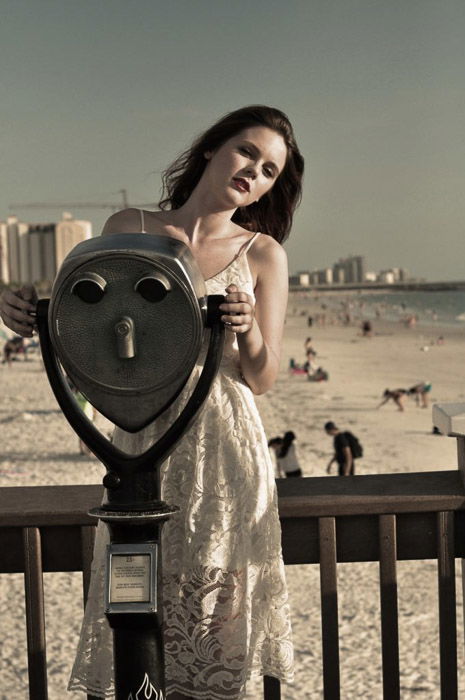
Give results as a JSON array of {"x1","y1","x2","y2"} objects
[{"x1": 0, "y1": 285, "x2": 38, "y2": 337}]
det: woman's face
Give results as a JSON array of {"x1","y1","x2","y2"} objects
[{"x1": 203, "y1": 126, "x2": 288, "y2": 208}]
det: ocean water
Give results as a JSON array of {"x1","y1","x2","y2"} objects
[{"x1": 351, "y1": 289, "x2": 465, "y2": 327}]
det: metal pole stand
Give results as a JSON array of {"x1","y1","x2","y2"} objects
[{"x1": 96, "y1": 509, "x2": 175, "y2": 698}]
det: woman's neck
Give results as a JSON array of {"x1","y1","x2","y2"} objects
[{"x1": 168, "y1": 195, "x2": 237, "y2": 244}]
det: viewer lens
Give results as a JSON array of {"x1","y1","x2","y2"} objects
[
  {"x1": 72, "y1": 279, "x2": 105, "y2": 304},
  {"x1": 135, "y1": 277, "x2": 169, "y2": 302}
]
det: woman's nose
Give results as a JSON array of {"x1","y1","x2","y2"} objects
[{"x1": 244, "y1": 164, "x2": 257, "y2": 178}]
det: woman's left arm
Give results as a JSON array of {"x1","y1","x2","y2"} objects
[{"x1": 219, "y1": 237, "x2": 288, "y2": 394}]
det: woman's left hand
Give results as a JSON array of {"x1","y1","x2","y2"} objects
[{"x1": 219, "y1": 284, "x2": 255, "y2": 334}]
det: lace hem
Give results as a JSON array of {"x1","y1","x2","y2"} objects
[
  {"x1": 167, "y1": 668, "x2": 294, "y2": 700},
  {"x1": 68, "y1": 668, "x2": 294, "y2": 700},
  {"x1": 67, "y1": 678, "x2": 113, "y2": 698},
  {"x1": 68, "y1": 560, "x2": 294, "y2": 699}
]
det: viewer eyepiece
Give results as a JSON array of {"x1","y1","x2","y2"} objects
[
  {"x1": 135, "y1": 274, "x2": 171, "y2": 302},
  {"x1": 71, "y1": 273, "x2": 107, "y2": 303}
]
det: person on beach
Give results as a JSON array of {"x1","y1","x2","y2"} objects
[
  {"x1": 304, "y1": 336, "x2": 314, "y2": 353},
  {"x1": 268, "y1": 431, "x2": 303, "y2": 478},
  {"x1": 324, "y1": 421, "x2": 362, "y2": 476},
  {"x1": 377, "y1": 388, "x2": 408, "y2": 412},
  {"x1": 306, "y1": 359, "x2": 328, "y2": 381},
  {"x1": 0, "y1": 105, "x2": 304, "y2": 700},
  {"x1": 304, "y1": 338, "x2": 317, "y2": 361},
  {"x1": 361, "y1": 319, "x2": 372, "y2": 337},
  {"x1": 2, "y1": 335, "x2": 25, "y2": 366},
  {"x1": 408, "y1": 382, "x2": 432, "y2": 409}
]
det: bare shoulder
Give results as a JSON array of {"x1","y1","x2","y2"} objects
[
  {"x1": 102, "y1": 209, "x2": 178, "y2": 237},
  {"x1": 101, "y1": 208, "x2": 144, "y2": 235},
  {"x1": 248, "y1": 234, "x2": 288, "y2": 281}
]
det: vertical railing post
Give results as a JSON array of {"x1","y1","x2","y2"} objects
[
  {"x1": 319, "y1": 516, "x2": 340, "y2": 700},
  {"x1": 437, "y1": 511, "x2": 457, "y2": 699},
  {"x1": 378, "y1": 514, "x2": 400, "y2": 699},
  {"x1": 23, "y1": 526, "x2": 48, "y2": 700},
  {"x1": 263, "y1": 675, "x2": 281, "y2": 699}
]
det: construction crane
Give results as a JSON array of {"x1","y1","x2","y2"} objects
[{"x1": 9, "y1": 189, "x2": 157, "y2": 213}]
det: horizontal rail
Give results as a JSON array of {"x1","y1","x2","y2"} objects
[
  {"x1": 1, "y1": 471, "x2": 465, "y2": 529},
  {"x1": 2, "y1": 473, "x2": 465, "y2": 573},
  {"x1": 276, "y1": 471, "x2": 465, "y2": 517}
]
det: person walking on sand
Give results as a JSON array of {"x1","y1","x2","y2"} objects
[
  {"x1": 377, "y1": 388, "x2": 408, "y2": 412},
  {"x1": 324, "y1": 421, "x2": 363, "y2": 476},
  {"x1": 0, "y1": 104, "x2": 304, "y2": 700}
]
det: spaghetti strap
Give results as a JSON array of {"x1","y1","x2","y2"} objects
[
  {"x1": 139, "y1": 209, "x2": 147, "y2": 233},
  {"x1": 239, "y1": 231, "x2": 260, "y2": 256}
]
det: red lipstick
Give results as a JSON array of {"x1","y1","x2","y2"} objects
[{"x1": 233, "y1": 178, "x2": 250, "y2": 193}]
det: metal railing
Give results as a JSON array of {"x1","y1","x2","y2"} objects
[{"x1": 2, "y1": 433, "x2": 465, "y2": 699}]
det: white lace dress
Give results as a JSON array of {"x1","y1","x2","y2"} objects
[{"x1": 68, "y1": 236, "x2": 294, "y2": 699}]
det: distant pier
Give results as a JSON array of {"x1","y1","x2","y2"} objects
[{"x1": 289, "y1": 280, "x2": 465, "y2": 293}]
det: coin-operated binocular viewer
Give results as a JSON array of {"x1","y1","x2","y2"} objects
[{"x1": 36, "y1": 233, "x2": 225, "y2": 700}]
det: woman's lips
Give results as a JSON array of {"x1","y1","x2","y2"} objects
[{"x1": 232, "y1": 178, "x2": 250, "y2": 193}]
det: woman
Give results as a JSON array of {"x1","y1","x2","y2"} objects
[
  {"x1": 271, "y1": 431, "x2": 303, "y2": 478},
  {"x1": 0, "y1": 105, "x2": 304, "y2": 699}
]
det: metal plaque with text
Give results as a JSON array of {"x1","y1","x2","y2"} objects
[{"x1": 105, "y1": 543, "x2": 157, "y2": 614}]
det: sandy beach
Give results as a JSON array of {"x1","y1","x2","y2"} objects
[{"x1": 2, "y1": 293, "x2": 465, "y2": 699}]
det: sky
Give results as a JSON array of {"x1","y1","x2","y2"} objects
[{"x1": 1, "y1": 0, "x2": 464, "y2": 280}]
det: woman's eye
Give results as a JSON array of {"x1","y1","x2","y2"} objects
[
  {"x1": 239, "y1": 147, "x2": 251, "y2": 156},
  {"x1": 263, "y1": 167, "x2": 274, "y2": 178}
]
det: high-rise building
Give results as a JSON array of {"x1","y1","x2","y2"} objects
[
  {"x1": 289, "y1": 272, "x2": 310, "y2": 286},
  {"x1": 378, "y1": 270, "x2": 396, "y2": 284},
  {"x1": 318, "y1": 267, "x2": 333, "y2": 284},
  {"x1": 354, "y1": 255, "x2": 366, "y2": 283},
  {"x1": 377, "y1": 267, "x2": 409, "y2": 284},
  {"x1": 0, "y1": 221, "x2": 9, "y2": 283},
  {"x1": 6, "y1": 216, "x2": 30, "y2": 284},
  {"x1": 332, "y1": 262, "x2": 345, "y2": 284},
  {"x1": 309, "y1": 271, "x2": 320, "y2": 285},
  {"x1": 333, "y1": 255, "x2": 366, "y2": 284},
  {"x1": 28, "y1": 223, "x2": 57, "y2": 284},
  {"x1": 55, "y1": 212, "x2": 92, "y2": 270},
  {"x1": 2, "y1": 213, "x2": 92, "y2": 286}
]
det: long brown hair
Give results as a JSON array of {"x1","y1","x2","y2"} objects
[{"x1": 158, "y1": 105, "x2": 304, "y2": 243}]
